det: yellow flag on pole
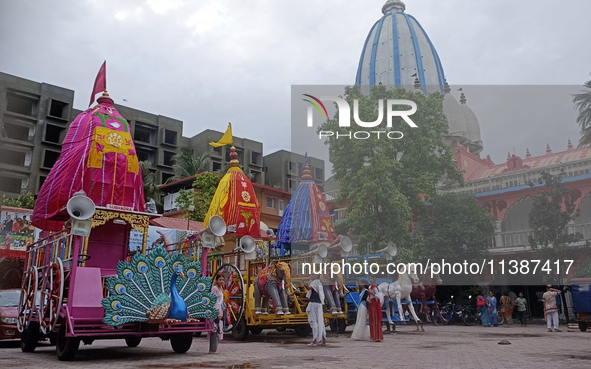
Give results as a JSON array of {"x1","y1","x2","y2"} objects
[{"x1": 209, "y1": 123, "x2": 233, "y2": 148}]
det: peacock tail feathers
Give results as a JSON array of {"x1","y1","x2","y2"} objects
[
  {"x1": 101, "y1": 246, "x2": 218, "y2": 326},
  {"x1": 130, "y1": 253, "x2": 157, "y2": 300},
  {"x1": 102, "y1": 294, "x2": 150, "y2": 326},
  {"x1": 177, "y1": 261, "x2": 203, "y2": 297},
  {"x1": 147, "y1": 246, "x2": 172, "y2": 295},
  {"x1": 186, "y1": 291, "x2": 218, "y2": 319}
]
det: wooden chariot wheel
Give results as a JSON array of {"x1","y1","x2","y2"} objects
[
  {"x1": 17, "y1": 266, "x2": 39, "y2": 333},
  {"x1": 39, "y1": 258, "x2": 65, "y2": 334}
]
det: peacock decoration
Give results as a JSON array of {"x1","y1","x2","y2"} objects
[{"x1": 101, "y1": 246, "x2": 218, "y2": 326}]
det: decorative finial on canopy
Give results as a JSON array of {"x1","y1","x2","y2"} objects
[
  {"x1": 301, "y1": 164, "x2": 313, "y2": 180},
  {"x1": 97, "y1": 90, "x2": 114, "y2": 105},
  {"x1": 229, "y1": 146, "x2": 239, "y2": 168},
  {"x1": 382, "y1": 0, "x2": 405, "y2": 14}
]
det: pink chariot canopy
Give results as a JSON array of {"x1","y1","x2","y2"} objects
[{"x1": 32, "y1": 92, "x2": 146, "y2": 231}]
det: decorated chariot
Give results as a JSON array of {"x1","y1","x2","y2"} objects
[{"x1": 17, "y1": 87, "x2": 221, "y2": 361}]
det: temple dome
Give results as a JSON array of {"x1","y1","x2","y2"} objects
[
  {"x1": 355, "y1": 0, "x2": 446, "y2": 94},
  {"x1": 443, "y1": 85, "x2": 468, "y2": 141},
  {"x1": 460, "y1": 92, "x2": 483, "y2": 155}
]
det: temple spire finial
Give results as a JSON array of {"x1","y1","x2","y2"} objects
[
  {"x1": 526, "y1": 148, "x2": 531, "y2": 158},
  {"x1": 382, "y1": 0, "x2": 405, "y2": 14},
  {"x1": 229, "y1": 146, "x2": 239, "y2": 168},
  {"x1": 546, "y1": 144, "x2": 552, "y2": 154},
  {"x1": 568, "y1": 139, "x2": 574, "y2": 150}
]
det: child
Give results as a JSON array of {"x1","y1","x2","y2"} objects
[{"x1": 515, "y1": 292, "x2": 527, "y2": 327}]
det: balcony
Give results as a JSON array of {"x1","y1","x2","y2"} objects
[
  {"x1": 493, "y1": 222, "x2": 591, "y2": 249},
  {"x1": 324, "y1": 190, "x2": 339, "y2": 201}
]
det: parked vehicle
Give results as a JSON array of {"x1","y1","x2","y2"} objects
[
  {"x1": 571, "y1": 278, "x2": 591, "y2": 332},
  {"x1": 0, "y1": 289, "x2": 20, "y2": 340}
]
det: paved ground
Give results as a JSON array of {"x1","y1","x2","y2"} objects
[{"x1": 0, "y1": 324, "x2": 589, "y2": 369}]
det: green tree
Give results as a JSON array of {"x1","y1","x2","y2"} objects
[
  {"x1": 417, "y1": 193, "x2": 494, "y2": 262},
  {"x1": 1, "y1": 191, "x2": 35, "y2": 209},
  {"x1": 527, "y1": 171, "x2": 585, "y2": 283},
  {"x1": 170, "y1": 148, "x2": 210, "y2": 181},
  {"x1": 574, "y1": 73, "x2": 591, "y2": 146},
  {"x1": 320, "y1": 85, "x2": 464, "y2": 256},
  {"x1": 174, "y1": 172, "x2": 222, "y2": 222}
]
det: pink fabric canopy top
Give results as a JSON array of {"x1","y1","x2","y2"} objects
[{"x1": 32, "y1": 95, "x2": 145, "y2": 231}]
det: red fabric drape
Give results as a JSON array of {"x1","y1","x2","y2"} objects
[{"x1": 367, "y1": 285, "x2": 383, "y2": 341}]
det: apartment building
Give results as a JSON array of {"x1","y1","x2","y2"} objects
[{"x1": 263, "y1": 150, "x2": 324, "y2": 193}]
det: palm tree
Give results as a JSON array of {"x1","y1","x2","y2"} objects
[
  {"x1": 140, "y1": 161, "x2": 160, "y2": 203},
  {"x1": 170, "y1": 148, "x2": 210, "y2": 181},
  {"x1": 574, "y1": 74, "x2": 591, "y2": 147}
]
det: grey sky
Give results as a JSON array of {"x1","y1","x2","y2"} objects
[{"x1": 1, "y1": 0, "x2": 590, "y2": 173}]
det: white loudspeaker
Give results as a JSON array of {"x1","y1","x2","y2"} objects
[
  {"x1": 238, "y1": 236, "x2": 256, "y2": 254},
  {"x1": 377, "y1": 242, "x2": 397, "y2": 260},
  {"x1": 302, "y1": 243, "x2": 328, "y2": 259},
  {"x1": 335, "y1": 235, "x2": 353, "y2": 253},
  {"x1": 67, "y1": 194, "x2": 96, "y2": 221},
  {"x1": 200, "y1": 215, "x2": 227, "y2": 237}
]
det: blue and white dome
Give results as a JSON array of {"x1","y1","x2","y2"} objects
[{"x1": 355, "y1": 0, "x2": 445, "y2": 94}]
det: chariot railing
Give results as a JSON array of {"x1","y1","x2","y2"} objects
[{"x1": 25, "y1": 230, "x2": 75, "y2": 272}]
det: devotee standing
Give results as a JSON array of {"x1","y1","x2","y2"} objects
[
  {"x1": 486, "y1": 291, "x2": 498, "y2": 327},
  {"x1": 515, "y1": 292, "x2": 527, "y2": 327},
  {"x1": 543, "y1": 285, "x2": 562, "y2": 332},
  {"x1": 209, "y1": 274, "x2": 226, "y2": 354},
  {"x1": 500, "y1": 292, "x2": 514, "y2": 326},
  {"x1": 367, "y1": 276, "x2": 383, "y2": 342},
  {"x1": 306, "y1": 273, "x2": 326, "y2": 347},
  {"x1": 351, "y1": 279, "x2": 370, "y2": 340},
  {"x1": 477, "y1": 295, "x2": 490, "y2": 327}
]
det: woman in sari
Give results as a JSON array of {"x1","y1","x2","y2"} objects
[
  {"x1": 351, "y1": 279, "x2": 370, "y2": 340},
  {"x1": 477, "y1": 295, "x2": 490, "y2": 327},
  {"x1": 367, "y1": 276, "x2": 383, "y2": 342},
  {"x1": 500, "y1": 292, "x2": 514, "y2": 326},
  {"x1": 486, "y1": 291, "x2": 498, "y2": 327}
]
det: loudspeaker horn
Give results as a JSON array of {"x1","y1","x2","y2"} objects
[
  {"x1": 301, "y1": 243, "x2": 328, "y2": 259},
  {"x1": 200, "y1": 215, "x2": 227, "y2": 237},
  {"x1": 238, "y1": 236, "x2": 256, "y2": 254},
  {"x1": 377, "y1": 242, "x2": 397, "y2": 258},
  {"x1": 67, "y1": 194, "x2": 96, "y2": 221},
  {"x1": 330, "y1": 235, "x2": 353, "y2": 253}
]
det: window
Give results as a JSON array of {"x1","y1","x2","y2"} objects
[
  {"x1": 136, "y1": 149, "x2": 155, "y2": 164},
  {"x1": 251, "y1": 151, "x2": 262, "y2": 165},
  {"x1": 2, "y1": 122, "x2": 30, "y2": 142},
  {"x1": 43, "y1": 124, "x2": 63, "y2": 144},
  {"x1": 6, "y1": 93, "x2": 37, "y2": 116},
  {"x1": 288, "y1": 179, "x2": 297, "y2": 190},
  {"x1": 161, "y1": 172, "x2": 174, "y2": 184},
  {"x1": 315, "y1": 167, "x2": 324, "y2": 180},
  {"x1": 164, "y1": 129, "x2": 177, "y2": 146},
  {"x1": 43, "y1": 150, "x2": 60, "y2": 168},
  {"x1": 266, "y1": 197, "x2": 276, "y2": 209},
  {"x1": 279, "y1": 199, "x2": 284, "y2": 216},
  {"x1": 163, "y1": 150, "x2": 175, "y2": 167},
  {"x1": 134, "y1": 126, "x2": 154, "y2": 144},
  {"x1": 0, "y1": 177, "x2": 21, "y2": 193},
  {"x1": 212, "y1": 145, "x2": 222, "y2": 155},
  {"x1": 212, "y1": 160, "x2": 222, "y2": 172},
  {"x1": 38, "y1": 175, "x2": 47, "y2": 192},
  {"x1": 48, "y1": 100, "x2": 69, "y2": 119},
  {"x1": 0, "y1": 148, "x2": 27, "y2": 166}
]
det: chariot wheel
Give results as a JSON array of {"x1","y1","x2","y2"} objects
[
  {"x1": 39, "y1": 258, "x2": 64, "y2": 335},
  {"x1": 213, "y1": 263, "x2": 245, "y2": 331},
  {"x1": 17, "y1": 266, "x2": 38, "y2": 333}
]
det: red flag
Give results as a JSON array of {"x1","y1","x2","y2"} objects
[{"x1": 89, "y1": 61, "x2": 106, "y2": 106}]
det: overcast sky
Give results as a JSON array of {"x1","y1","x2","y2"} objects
[{"x1": 1, "y1": 0, "x2": 590, "y2": 172}]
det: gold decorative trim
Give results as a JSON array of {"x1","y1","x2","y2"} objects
[{"x1": 92, "y1": 209, "x2": 149, "y2": 232}]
